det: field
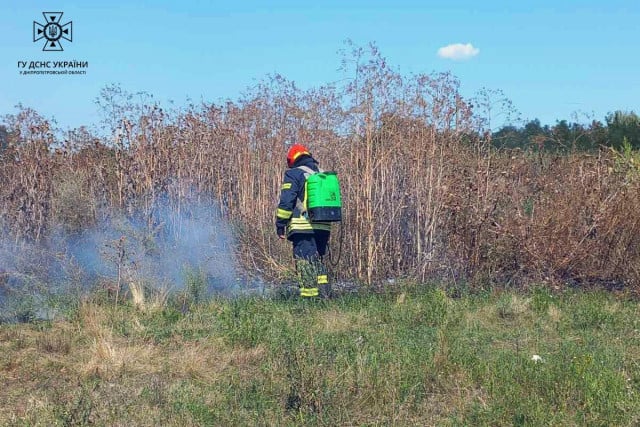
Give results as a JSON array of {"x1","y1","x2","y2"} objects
[
  {"x1": 2, "y1": 43, "x2": 640, "y2": 426},
  {"x1": 1, "y1": 286, "x2": 639, "y2": 426}
]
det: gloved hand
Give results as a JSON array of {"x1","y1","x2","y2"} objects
[{"x1": 277, "y1": 227, "x2": 286, "y2": 239}]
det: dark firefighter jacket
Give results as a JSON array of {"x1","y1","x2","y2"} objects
[{"x1": 276, "y1": 154, "x2": 332, "y2": 239}]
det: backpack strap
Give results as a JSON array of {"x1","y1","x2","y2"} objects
[
  {"x1": 297, "y1": 165, "x2": 322, "y2": 177},
  {"x1": 295, "y1": 165, "x2": 322, "y2": 215}
]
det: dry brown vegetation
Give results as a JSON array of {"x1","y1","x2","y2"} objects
[{"x1": 2, "y1": 43, "x2": 640, "y2": 291}]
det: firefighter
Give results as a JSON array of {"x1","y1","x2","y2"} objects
[{"x1": 276, "y1": 144, "x2": 331, "y2": 298}]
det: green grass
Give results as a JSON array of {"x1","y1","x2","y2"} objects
[{"x1": 1, "y1": 286, "x2": 639, "y2": 426}]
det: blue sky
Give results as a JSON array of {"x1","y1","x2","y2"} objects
[{"x1": 1, "y1": 0, "x2": 638, "y2": 130}]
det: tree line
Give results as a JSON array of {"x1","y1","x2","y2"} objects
[{"x1": 492, "y1": 111, "x2": 640, "y2": 152}]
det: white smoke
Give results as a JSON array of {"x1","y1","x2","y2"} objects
[{"x1": 0, "y1": 195, "x2": 261, "y2": 322}]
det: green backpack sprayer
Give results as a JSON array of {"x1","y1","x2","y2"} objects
[
  {"x1": 298, "y1": 165, "x2": 344, "y2": 267},
  {"x1": 297, "y1": 166, "x2": 342, "y2": 222}
]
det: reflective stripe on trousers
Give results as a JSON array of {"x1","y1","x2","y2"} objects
[{"x1": 300, "y1": 287, "x2": 319, "y2": 297}]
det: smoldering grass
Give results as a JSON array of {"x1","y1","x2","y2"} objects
[{"x1": 0, "y1": 195, "x2": 244, "y2": 322}]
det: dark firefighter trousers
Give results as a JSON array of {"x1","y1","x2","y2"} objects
[{"x1": 291, "y1": 231, "x2": 330, "y2": 298}]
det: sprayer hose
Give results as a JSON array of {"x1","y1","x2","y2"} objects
[{"x1": 327, "y1": 222, "x2": 343, "y2": 268}]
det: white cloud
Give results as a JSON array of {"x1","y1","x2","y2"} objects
[{"x1": 437, "y1": 43, "x2": 480, "y2": 60}]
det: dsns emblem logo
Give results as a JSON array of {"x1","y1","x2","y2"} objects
[{"x1": 33, "y1": 12, "x2": 73, "y2": 51}]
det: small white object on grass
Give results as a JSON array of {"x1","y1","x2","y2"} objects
[{"x1": 531, "y1": 354, "x2": 543, "y2": 363}]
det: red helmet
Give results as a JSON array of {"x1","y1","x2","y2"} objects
[{"x1": 286, "y1": 144, "x2": 310, "y2": 167}]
